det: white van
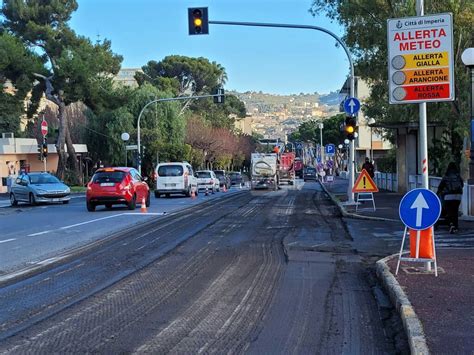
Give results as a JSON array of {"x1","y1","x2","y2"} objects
[{"x1": 154, "y1": 162, "x2": 198, "y2": 198}]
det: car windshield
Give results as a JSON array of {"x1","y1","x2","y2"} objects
[
  {"x1": 306, "y1": 168, "x2": 316, "y2": 173},
  {"x1": 197, "y1": 171, "x2": 211, "y2": 178},
  {"x1": 229, "y1": 172, "x2": 240, "y2": 177},
  {"x1": 158, "y1": 165, "x2": 184, "y2": 177},
  {"x1": 93, "y1": 171, "x2": 126, "y2": 183},
  {"x1": 214, "y1": 171, "x2": 224, "y2": 176},
  {"x1": 29, "y1": 174, "x2": 61, "y2": 184}
]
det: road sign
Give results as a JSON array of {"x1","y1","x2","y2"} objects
[
  {"x1": 343, "y1": 97, "x2": 360, "y2": 115},
  {"x1": 126, "y1": 145, "x2": 138, "y2": 150},
  {"x1": 325, "y1": 144, "x2": 335, "y2": 156},
  {"x1": 387, "y1": 13, "x2": 454, "y2": 104},
  {"x1": 352, "y1": 169, "x2": 378, "y2": 193},
  {"x1": 41, "y1": 120, "x2": 48, "y2": 136},
  {"x1": 399, "y1": 188, "x2": 441, "y2": 230}
]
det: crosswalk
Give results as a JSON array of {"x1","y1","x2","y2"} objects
[{"x1": 372, "y1": 229, "x2": 474, "y2": 249}]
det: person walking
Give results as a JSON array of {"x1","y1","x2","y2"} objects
[
  {"x1": 361, "y1": 157, "x2": 375, "y2": 178},
  {"x1": 436, "y1": 162, "x2": 464, "y2": 233}
]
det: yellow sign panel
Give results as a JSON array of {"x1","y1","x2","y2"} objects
[
  {"x1": 403, "y1": 51, "x2": 449, "y2": 69},
  {"x1": 403, "y1": 67, "x2": 449, "y2": 84},
  {"x1": 352, "y1": 169, "x2": 379, "y2": 193}
]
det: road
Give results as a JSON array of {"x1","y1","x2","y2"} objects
[
  {"x1": 0, "y1": 182, "x2": 408, "y2": 353},
  {"x1": 0, "y1": 187, "x2": 244, "y2": 277}
]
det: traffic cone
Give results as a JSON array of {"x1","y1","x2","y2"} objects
[
  {"x1": 223, "y1": 184, "x2": 227, "y2": 192},
  {"x1": 191, "y1": 188, "x2": 196, "y2": 199},
  {"x1": 140, "y1": 197, "x2": 147, "y2": 213}
]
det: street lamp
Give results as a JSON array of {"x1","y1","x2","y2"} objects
[
  {"x1": 318, "y1": 122, "x2": 324, "y2": 163},
  {"x1": 461, "y1": 48, "x2": 474, "y2": 184},
  {"x1": 121, "y1": 132, "x2": 130, "y2": 167},
  {"x1": 367, "y1": 117, "x2": 376, "y2": 163}
]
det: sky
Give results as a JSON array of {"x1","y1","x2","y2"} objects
[{"x1": 67, "y1": 0, "x2": 348, "y2": 95}]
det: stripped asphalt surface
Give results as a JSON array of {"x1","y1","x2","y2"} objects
[{"x1": 0, "y1": 183, "x2": 407, "y2": 353}]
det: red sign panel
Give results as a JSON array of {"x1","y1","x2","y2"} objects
[{"x1": 41, "y1": 120, "x2": 48, "y2": 136}]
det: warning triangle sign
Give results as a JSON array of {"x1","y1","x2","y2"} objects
[{"x1": 352, "y1": 169, "x2": 379, "y2": 193}]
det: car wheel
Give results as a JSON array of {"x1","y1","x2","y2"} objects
[
  {"x1": 146, "y1": 192, "x2": 151, "y2": 207},
  {"x1": 63, "y1": 200, "x2": 70, "y2": 204},
  {"x1": 128, "y1": 195, "x2": 136, "y2": 210},
  {"x1": 105, "y1": 204, "x2": 113, "y2": 209},
  {"x1": 29, "y1": 193, "x2": 37, "y2": 206},
  {"x1": 165, "y1": 193, "x2": 170, "y2": 198},
  {"x1": 87, "y1": 201, "x2": 96, "y2": 212},
  {"x1": 186, "y1": 187, "x2": 191, "y2": 197},
  {"x1": 154, "y1": 191, "x2": 160, "y2": 198},
  {"x1": 10, "y1": 193, "x2": 18, "y2": 206}
]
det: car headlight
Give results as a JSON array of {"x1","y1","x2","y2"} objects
[{"x1": 65, "y1": 187, "x2": 70, "y2": 193}]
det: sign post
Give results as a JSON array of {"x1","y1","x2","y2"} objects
[{"x1": 397, "y1": 188, "x2": 442, "y2": 276}]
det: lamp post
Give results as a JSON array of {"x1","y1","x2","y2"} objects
[
  {"x1": 121, "y1": 132, "x2": 130, "y2": 167},
  {"x1": 367, "y1": 117, "x2": 376, "y2": 163},
  {"x1": 318, "y1": 122, "x2": 324, "y2": 164},
  {"x1": 461, "y1": 48, "x2": 474, "y2": 185}
]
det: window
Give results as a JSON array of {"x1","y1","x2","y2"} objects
[
  {"x1": 157, "y1": 165, "x2": 184, "y2": 177},
  {"x1": 29, "y1": 174, "x2": 60, "y2": 184},
  {"x1": 196, "y1": 171, "x2": 211, "y2": 178},
  {"x1": 92, "y1": 171, "x2": 126, "y2": 183}
]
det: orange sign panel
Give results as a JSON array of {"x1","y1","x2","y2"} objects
[{"x1": 352, "y1": 169, "x2": 379, "y2": 193}]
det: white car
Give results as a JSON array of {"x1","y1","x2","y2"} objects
[
  {"x1": 196, "y1": 170, "x2": 220, "y2": 193},
  {"x1": 154, "y1": 162, "x2": 198, "y2": 198}
]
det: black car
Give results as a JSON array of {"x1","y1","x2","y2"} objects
[
  {"x1": 228, "y1": 171, "x2": 243, "y2": 186},
  {"x1": 303, "y1": 167, "x2": 317, "y2": 181},
  {"x1": 213, "y1": 170, "x2": 231, "y2": 189}
]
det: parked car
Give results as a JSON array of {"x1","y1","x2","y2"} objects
[
  {"x1": 154, "y1": 162, "x2": 198, "y2": 198},
  {"x1": 228, "y1": 171, "x2": 243, "y2": 186},
  {"x1": 86, "y1": 167, "x2": 150, "y2": 211},
  {"x1": 303, "y1": 167, "x2": 317, "y2": 181},
  {"x1": 10, "y1": 172, "x2": 71, "y2": 206},
  {"x1": 196, "y1": 170, "x2": 220, "y2": 193},
  {"x1": 213, "y1": 170, "x2": 231, "y2": 189}
]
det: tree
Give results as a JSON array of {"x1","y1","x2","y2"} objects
[
  {"x1": 1, "y1": 0, "x2": 122, "y2": 181},
  {"x1": 288, "y1": 115, "x2": 346, "y2": 146},
  {"x1": 310, "y1": 0, "x2": 474, "y2": 167}
]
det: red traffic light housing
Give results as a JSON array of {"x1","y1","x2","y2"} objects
[
  {"x1": 188, "y1": 7, "x2": 209, "y2": 35},
  {"x1": 345, "y1": 116, "x2": 357, "y2": 140}
]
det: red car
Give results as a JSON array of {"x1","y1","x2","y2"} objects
[{"x1": 86, "y1": 167, "x2": 150, "y2": 212}]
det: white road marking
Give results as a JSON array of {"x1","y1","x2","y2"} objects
[
  {"x1": 26, "y1": 212, "x2": 166, "y2": 237},
  {"x1": 0, "y1": 238, "x2": 16, "y2": 244}
]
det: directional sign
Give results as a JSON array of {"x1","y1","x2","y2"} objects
[
  {"x1": 352, "y1": 169, "x2": 378, "y2": 193},
  {"x1": 41, "y1": 120, "x2": 48, "y2": 137},
  {"x1": 325, "y1": 144, "x2": 335, "y2": 156},
  {"x1": 344, "y1": 97, "x2": 360, "y2": 115},
  {"x1": 399, "y1": 188, "x2": 441, "y2": 230},
  {"x1": 387, "y1": 13, "x2": 454, "y2": 104},
  {"x1": 126, "y1": 145, "x2": 138, "y2": 150}
]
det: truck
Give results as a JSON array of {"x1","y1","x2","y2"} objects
[
  {"x1": 251, "y1": 153, "x2": 279, "y2": 190},
  {"x1": 278, "y1": 152, "x2": 295, "y2": 185}
]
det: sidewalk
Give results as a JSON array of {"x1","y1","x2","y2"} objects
[{"x1": 323, "y1": 176, "x2": 474, "y2": 354}]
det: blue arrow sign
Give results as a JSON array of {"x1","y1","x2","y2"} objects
[
  {"x1": 399, "y1": 188, "x2": 441, "y2": 230},
  {"x1": 344, "y1": 97, "x2": 360, "y2": 115},
  {"x1": 325, "y1": 144, "x2": 335, "y2": 155}
]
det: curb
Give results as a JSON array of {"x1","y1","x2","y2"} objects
[
  {"x1": 376, "y1": 255, "x2": 430, "y2": 355},
  {"x1": 319, "y1": 181, "x2": 399, "y2": 222}
]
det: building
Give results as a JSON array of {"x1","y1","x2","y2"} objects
[
  {"x1": 0, "y1": 135, "x2": 88, "y2": 193},
  {"x1": 234, "y1": 115, "x2": 253, "y2": 135},
  {"x1": 114, "y1": 68, "x2": 143, "y2": 88}
]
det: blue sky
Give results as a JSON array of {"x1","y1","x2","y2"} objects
[{"x1": 69, "y1": 0, "x2": 348, "y2": 95}]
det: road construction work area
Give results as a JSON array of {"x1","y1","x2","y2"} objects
[{"x1": 0, "y1": 182, "x2": 409, "y2": 353}]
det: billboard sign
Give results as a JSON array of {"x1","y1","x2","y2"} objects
[{"x1": 387, "y1": 13, "x2": 454, "y2": 104}]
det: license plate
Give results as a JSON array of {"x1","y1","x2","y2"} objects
[
  {"x1": 52, "y1": 198, "x2": 60, "y2": 202},
  {"x1": 166, "y1": 183, "x2": 176, "y2": 187},
  {"x1": 100, "y1": 183, "x2": 115, "y2": 187}
]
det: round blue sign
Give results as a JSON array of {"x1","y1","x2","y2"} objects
[
  {"x1": 399, "y1": 188, "x2": 441, "y2": 230},
  {"x1": 343, "y1": 97, "x2": 360, "y2": 115}
]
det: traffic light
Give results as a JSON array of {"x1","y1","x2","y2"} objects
[
  {"x1": 188, "y1": 7, "x2": 209, "y2": 35},
  {"x1": 37, "y1": 144, "x2": 43, "y2": 161},
  {"x1": 345, "y1": 115, "x2": 357, "y2": 140},
  {"x1": 42, "y1": 142, "x2": 48, "y2": 157},
  {"x1": 213, "y1": 87, "x2": 224, "y2": 104}
]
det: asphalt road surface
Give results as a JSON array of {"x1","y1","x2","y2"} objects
[{"x1": 0, "y1": 182, "x2": 407, "y2": 353}]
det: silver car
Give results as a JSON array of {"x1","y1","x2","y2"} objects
[{"x1": 10, "y1": 172, "x2": 71, "y2": 206}]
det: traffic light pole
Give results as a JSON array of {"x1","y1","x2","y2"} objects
[
  {"x1": 208, "y1": 20, "x2": 356, "y2": 203},
  {"x1": 137, "y1": 93, "x2": 224, "y2": 174}
]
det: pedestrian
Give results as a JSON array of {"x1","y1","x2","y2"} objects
[
  {"x1": 361, "y1": 157, "x2": 375, "y2": 178},
  {"x1": 436, "y1": 162, "x2": 464, "y2": 233}
]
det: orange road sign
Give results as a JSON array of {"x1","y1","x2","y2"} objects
[{"x1": 352, "y1": 169, "x2": 379, "y2": 193}]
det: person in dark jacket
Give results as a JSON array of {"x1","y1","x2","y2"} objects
[
  {"x1": 436, "y1": 162, "x2": 464, "y2": 233},
  {"x1": 361, "y1": 157, "x2": 375, "y2": 178}
]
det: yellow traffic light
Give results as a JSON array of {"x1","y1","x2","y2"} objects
[
  {"x1": 346, "y1": 126, "x2": 355, "y2": 134},
  {"x1": 188, "y1": 7, "x2": 209, "y2": 35},
  {"x1": 194, "y1": 18, "x2": 202, "y2": 27}
]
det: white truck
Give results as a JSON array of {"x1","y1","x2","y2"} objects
[{"x1": 251, "y1": 153, "x2": 279, "y2": 190}]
